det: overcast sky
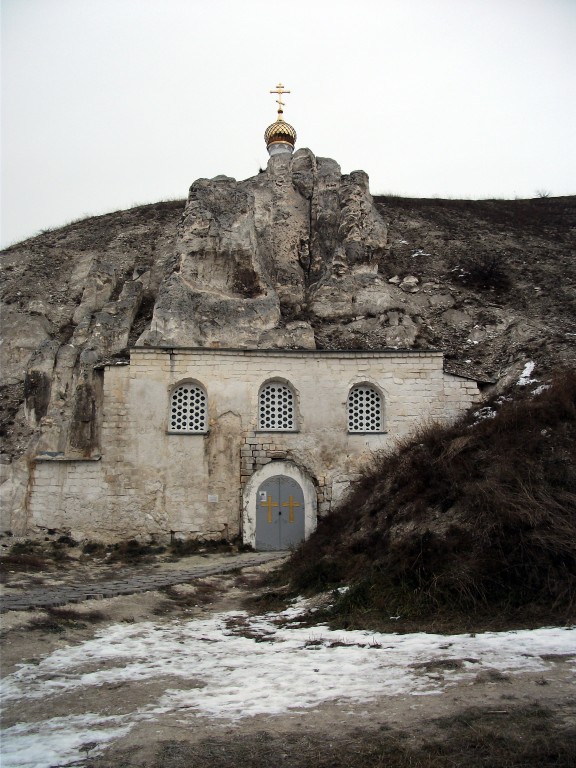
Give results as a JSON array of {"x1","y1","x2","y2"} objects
[{"x1": 1, "y1": 0, "x2": 575, "y2": 248}]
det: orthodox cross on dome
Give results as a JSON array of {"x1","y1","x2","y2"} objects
[
  {"x1": 264, "y1": 82, "x2": 296, "y2": 156},
  {"x1": 270, "y1": 82, "x2": 290, "y2": 117}
]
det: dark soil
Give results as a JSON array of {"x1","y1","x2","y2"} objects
[{"x1": 373, "y1": 194, "x2": 576, "y2": 380}]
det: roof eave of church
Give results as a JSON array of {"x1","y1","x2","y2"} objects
[{"x1": 124, "y1": 346, "x2": 444, "y2": 356}]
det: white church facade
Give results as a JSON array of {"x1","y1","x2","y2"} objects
[{"x1": 29, "y1": 347, "x2": 479, "y2": 548}]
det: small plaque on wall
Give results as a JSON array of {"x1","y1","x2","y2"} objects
[{"x1": 207, "y1": 494, "x2": 219, "y2": 503}]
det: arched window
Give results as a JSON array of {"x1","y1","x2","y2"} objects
[
  {"x1": 347, "y1": 384, "x2": 383, "y2": 433},
  {"x1": 258, "y1": 381, "x2": 296, "y2": 431},
  {"x1": 169, "y1": 383, "x2": 208, "y2": 433}
]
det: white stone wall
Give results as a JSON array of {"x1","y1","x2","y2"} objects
[
  {"x1": 442, "y1": 372, "x2": 481, "y2": 421},
  {"x1": 28, "y1": 460, "x2": 105, "y2": 538},
  {"x1": 27, "y1": 349, "x2": 480, "y2": 542}
]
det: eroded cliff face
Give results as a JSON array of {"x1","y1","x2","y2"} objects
[{"x1": 139, "y1": 150, "x2": 388, "y2": 349}]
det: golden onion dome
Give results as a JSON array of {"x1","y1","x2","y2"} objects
[{"x1": 264, "y1": 116, "x2": 297, "y2": 148}]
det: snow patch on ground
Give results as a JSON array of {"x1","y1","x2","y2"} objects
[
  {"x1": 1, "y1": 609, "x2": 575, "y2": 768},
  {"x1": 1, "y1": 715, "x2": 131, "y2": 767}
]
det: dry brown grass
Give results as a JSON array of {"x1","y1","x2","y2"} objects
[
  {"x1": 28, "y1": 606, "x2": 107, "y2": 633},
  {"x1": 84, "y1": 703, "x2": 576, "y2": 768},
  {"x1": 280, "y1": 370, "x2": 576, "y2": 630}
]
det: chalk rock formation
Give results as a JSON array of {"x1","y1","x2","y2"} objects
[{"x1": 139, "y1": 149, "x2": 388, "y2": 348}]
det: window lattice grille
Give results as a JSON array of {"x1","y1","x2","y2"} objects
[
  {"x1": 348, "y1": 385, "x2": 383, "y2": 433},
  {"x1": 259, "y1": 382, "x2": 295, "y2": 431},
  {"x1": 169, "y1": 384, "x2": 207, "y2": 433}
]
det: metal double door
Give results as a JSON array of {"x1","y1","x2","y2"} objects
[{"x1": 256, "y1": 475, "x2": 305, "y2": 551}]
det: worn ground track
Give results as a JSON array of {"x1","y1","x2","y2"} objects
[{"x1": 0, "y1": 552, "x2": 286, "y2": 612}]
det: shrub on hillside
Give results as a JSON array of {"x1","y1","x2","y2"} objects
[
  {"x1": 456, "y1": 252, "x2": 511, "y2": 292},
  {"x1": 286, "y1": 370, "x2": 576, "y2": 626}
]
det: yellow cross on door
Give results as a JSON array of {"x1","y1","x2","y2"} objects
[
  {"x1": 282, "y1": 495, "x2": 300, "y2": 523},
  {"x1": 261, "y1": 496, "x2": 278, "y2": 524}
]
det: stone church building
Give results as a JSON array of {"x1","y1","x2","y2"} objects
[
  {"x1": 30, "y1": 347, "x2": 478, "y2": 549},
  {"x1": 15, "y1": 85, "x2": 481, "y2": 549}
]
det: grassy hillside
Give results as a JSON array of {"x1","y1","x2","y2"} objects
[{"x1": 279, "y1": 369, "x2": 576, "y2": 631}]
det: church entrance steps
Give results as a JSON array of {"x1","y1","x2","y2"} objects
[{"x1": 0, "y1": 551, "x2": 288, "y2": 612}]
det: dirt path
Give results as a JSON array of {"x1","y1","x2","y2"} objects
[
  {"x1": 1, "y1": 554, "x2": 575, "y2": 768},
  {"x1": 0, "y1": 551, "x2": 286, "y2": 611},
  {"x1": 1, "y1": 551, "x2": 288, "y2": 674}
]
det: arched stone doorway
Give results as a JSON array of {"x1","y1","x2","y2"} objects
[
  {"x1": 256, "y1": 475, "x2": 304, "y2": 551},
  {"x1": 243, "y1": 462, "x2": 317, "y2": 551}
]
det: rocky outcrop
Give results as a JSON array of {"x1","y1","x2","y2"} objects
[{"x1": 139, "y1": 150, "x2": 388, "y2": 348}]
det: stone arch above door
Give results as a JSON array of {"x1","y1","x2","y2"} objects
[{"x1": 242, "y1": 461, "x2": 317, "y2": 550}]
